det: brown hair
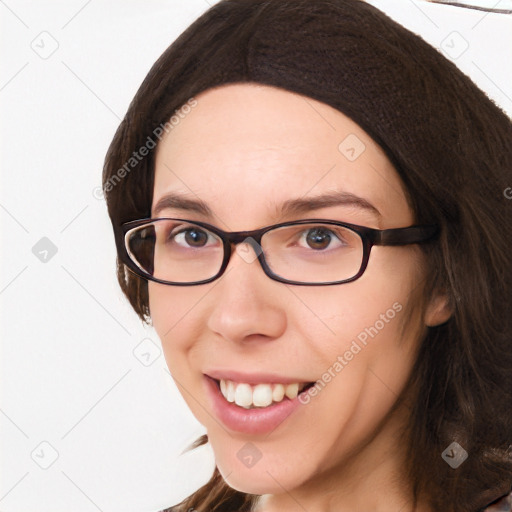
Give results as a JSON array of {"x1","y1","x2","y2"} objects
[{"x1": 102, "y1": 1, "x2": 512, "y2": 510}]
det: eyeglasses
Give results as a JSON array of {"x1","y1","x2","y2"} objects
[{"x1": 116, "y1": 217, "x2": 439, "y2": 286}]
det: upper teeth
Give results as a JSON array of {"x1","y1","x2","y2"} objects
[{"x1": 219, "y1": 379, "x2": 307, "y2": 409}]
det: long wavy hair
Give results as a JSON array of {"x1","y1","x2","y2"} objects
[{"x1": 102, "y1": 1, "x2": 512, "y2": 510}]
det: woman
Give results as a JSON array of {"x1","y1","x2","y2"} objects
[{"x1": 102, "y1": 0, "x2": 512, "y2": 510}]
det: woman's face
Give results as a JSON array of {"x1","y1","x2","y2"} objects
[{"x1": 149, "y1": 83, "x2": 439, "y2": 500}]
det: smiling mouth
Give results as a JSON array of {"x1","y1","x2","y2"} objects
[{"x1": 213, "y1": 378, "x2": 316, "y2": 409}]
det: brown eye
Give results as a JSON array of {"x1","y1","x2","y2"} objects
[
  {"x1": 305, "y1": 228, "x2": 333, "y2": 250},
  {"x1": 174, "y1": 228, "x2": 210, "y2": 247},
  {"x1": 295, "y1": 227, "x2": 349, "y2": 251}
]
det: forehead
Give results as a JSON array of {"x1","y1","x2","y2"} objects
[{"x1": 152, "y1": 83, "x2": 412, "y2": 228}]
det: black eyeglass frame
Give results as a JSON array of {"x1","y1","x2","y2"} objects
[{"x1": 115, "y1": 217, "x2": 439, "y2": 286}]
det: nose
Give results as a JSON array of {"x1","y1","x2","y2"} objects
[{"x1": 206, "y1": 241, "x2": 287, "y2": 345}]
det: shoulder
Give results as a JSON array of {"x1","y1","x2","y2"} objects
[{"x1": 482, "y1": 490, "x2": 512, "y2": 512}]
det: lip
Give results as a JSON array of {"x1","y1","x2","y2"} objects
[
  {"x1": 205, "y1": 369, "x2": 309, "y2": 386},
  {"x1": 204, "y1": 374, "x2": 310, "y2": 435}
]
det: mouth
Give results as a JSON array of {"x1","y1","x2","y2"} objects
[
  {"x1": 211, "y1": 377, "x2": 316, "y2": 409},
  {"x1": 203, "y1": 373, "x2": 318, "y2": 434}
]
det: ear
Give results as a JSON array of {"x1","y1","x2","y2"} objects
[{"x1": 424, "y1": 291, "x2": 453, "y2": 327}]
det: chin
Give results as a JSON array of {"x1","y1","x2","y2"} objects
[
  {"x1": 213, "y1": 447, "x2": 307, "y2": 496},
  {"x1": 219, "y1": 466, "x2": 288, "y2": 495}
]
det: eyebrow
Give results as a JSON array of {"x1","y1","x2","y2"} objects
[{"x1": 152, "y1": 190, "x2": 381, "y2": 219}]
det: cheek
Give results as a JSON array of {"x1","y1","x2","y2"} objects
[
  {"x1": 287, "y1": 258, "x2": 423, "y2": 430},
  {"x1": 148, "y1": 283, "x2": 201, "y2": 370},
  {"x1": 289, "y1": 281, "x2": 418, "y2": 415},
  {"x1": 149, "y1": 282, "x2": 203, "y2": 339},
  {"x1": 289, "y1": 264, "x2": 415, "y2": 360},
  {"x1": 149, "y1": 283, "x2": 218, "y2": 425}
]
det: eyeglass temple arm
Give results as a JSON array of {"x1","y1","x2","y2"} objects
[{"x1": 374, "y1": 225, "x2": 439, "y2": 246}]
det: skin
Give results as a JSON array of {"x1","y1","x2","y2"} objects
[{"x1": 148, "y1": 83, "x2": 451, "y2": 512}]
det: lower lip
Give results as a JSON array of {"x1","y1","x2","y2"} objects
[{"x1": 204, "y1": 376, "x2": 305, "y2": 435}]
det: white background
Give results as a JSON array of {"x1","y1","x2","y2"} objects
[{"x1": 1, "y1": 1, "x2": 511, "y2": 511}]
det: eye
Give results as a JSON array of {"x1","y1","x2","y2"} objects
[
  {"x1": 172, "y1": 226, "x2": 216, "y2": 248},
  {"x1": 298, "y1": 227, "x2": 347, "y2": 251}
]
